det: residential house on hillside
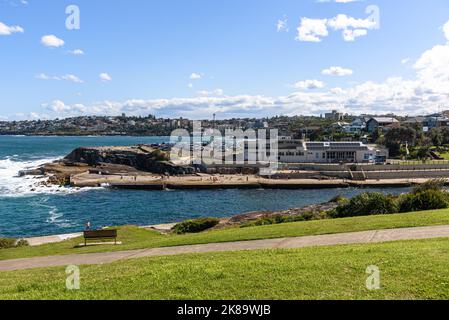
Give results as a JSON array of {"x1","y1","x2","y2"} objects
[
  {"x1": 344, "y1": 118, "x2": 366, "y2": 134},
  {"x1": 403, "y1": 117, "x2": 425, "y2": 128},
  {"x1": 330, "y1": 122, "x2": 350, "y2": 132},
  {"x1": 366, "y1": 117, "x2": 400, "y2": 133},
  {"x1": 423, "y1": 115, "x2": 449, "y2": 130}
]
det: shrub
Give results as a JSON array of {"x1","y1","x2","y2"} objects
[
  {"x1": 0, "y1": 238, "x2": 28, "y2": 249},
  {"x1": 172, "y1": 217, "x2": 220, "y2": 234},
  {"x1": 329, "y1": 195, "x2": 348, "y2": 204},
  {"x1": 411, "y1": 179, "x2": 446, "y2": 195},
  {"x1": 330, "y1": 192, "x2": 398, "y2": 218},
  {"x1": 241, "y1": 212, "x2": 319, "y2": 228},
  {"x1": 15, "y1": 239, "x2": 29, "y2": 248},
  {"x1": 0, "y1": 238, "x2": 17, "y2": 249},
  {"x1": 399, "y1": 189, "x2": 449, "y2": 213}
]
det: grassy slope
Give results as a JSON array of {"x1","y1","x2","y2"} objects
[
  {"x1": 2, "y1": 238, "x2": 449, "y2": 300},
  {"x1": 1, "y1": 208, "x2": 449, "y2": 261}
]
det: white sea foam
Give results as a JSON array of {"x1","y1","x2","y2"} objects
[
  {"x1": 0, "y1": 156, "x2": 102, "y2": 197},
  {"x1": 32, "y1": 197, "x2": 76, "y2": 228},
  {"x1": 46, "y1": 206, "x2": 75, "y2": 228}
]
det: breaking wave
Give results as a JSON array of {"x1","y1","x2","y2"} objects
[{"x1": 0, "y1": 156, "x2": 101, "y2": 198}]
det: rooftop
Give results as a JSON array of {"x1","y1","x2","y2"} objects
[{"x1": 369, "y1": 117, "x2": 400, "y2": 123}]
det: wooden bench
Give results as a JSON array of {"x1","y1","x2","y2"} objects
[{"x1": 83, "y1": 229, "x2": 118, "y2": 246}]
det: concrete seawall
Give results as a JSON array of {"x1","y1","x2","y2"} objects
[
  {"x1": 109, "y1": 179, "x2": 423, "y2": 190},
  {"x1": 275, "y1": 164, "x2": 449, "y2": 181}
]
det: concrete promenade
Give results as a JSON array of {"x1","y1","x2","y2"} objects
[{"x1": 70, "y1": 172, "x2": 433, "y2": 189}]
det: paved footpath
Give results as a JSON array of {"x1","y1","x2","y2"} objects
[{"x1": 2, "y1": 225, "x2": 449, "y2": 271}]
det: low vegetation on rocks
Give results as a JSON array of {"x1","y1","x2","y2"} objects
[
  {"x1": 330, "y1": 193, "x2": 398, "y2": 218},
  {"x1": 330, "y1": 179, "x2": 449, "y2": 219},
  {"x1": 172, "y1": 218, "x2": 220, "y2": 234},
  {"x1": 0, "y1": 238, "x2": 29, "y2": 250}
]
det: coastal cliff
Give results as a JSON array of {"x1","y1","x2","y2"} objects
[{"x1": 63, "y1": 145, "x2": 198, "y2": 175}]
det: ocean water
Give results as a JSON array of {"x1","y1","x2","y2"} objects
[{"x1": 0, "y1": 136, "x2": 410, "y2": 238}]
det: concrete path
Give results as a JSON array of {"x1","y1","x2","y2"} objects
[
  {"x1": 26, "y1": 233, "x2": 82, "y2": 246},
  {"x1": 2, "y1": 225, "x2": 449, "y2": 271}
]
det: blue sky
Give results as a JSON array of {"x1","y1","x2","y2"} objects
[{"x1": 1, "y1": 0, "x2": 449, "y2": 120}]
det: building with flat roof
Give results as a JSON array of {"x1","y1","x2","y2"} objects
[
  {"x1": 277, "y1": 138, "x2": 388, "y2": 164},
  {"x1": 325, "y1": 110, "x2": 344, "y2": 121}
]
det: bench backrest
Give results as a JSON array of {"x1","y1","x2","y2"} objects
[{"x1": 84, "y1": 229, "x2": 117, "y2": 239}]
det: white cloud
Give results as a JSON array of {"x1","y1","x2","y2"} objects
[
  {"x1": 68, "y1": 49, "x2": 84, "y2": 55},
  {"x1": 443, "y1": 21, "x2": 449, "y2": 41},
  {"x1": 197, "y1": 89, "x2": 224, "y2": 97},
  {"x1": 61, "y1": 74, "x2": 83, "y2": 83},
  {"x1": 35, "y1": 73, "x2": 83, "y2": 83},
  {"x1": 41, "y1": 35, "x2": 64, "y2": 48},
  {"x1": 42, "y1": 100, "x2": 87, "y2": 113},
  {"x1": 296, "y1": 18, "x2": 328, "y2": 42},
  {"x1": 297, "y1": 14, "x2": 377, "y2": 42},
  {"x1": 190, "y1": 72, "x2": 203, "y2": 80},
  {"x1": 43, "y1": 100, "x2": 70, "y2": 112},
  {"x1": 277, "y1": 16, "x2": 289, "y2": 32},
  {"x1": 0, "y1": 22, "x2": 24, "y2": 35},
  {"x1": 322, "y1": 66, "x2": 353, "y2": 76},
  {"x1": 99, "y1": 73, "x2": 112, "y2": 82},
  {"x1": 330, "y1": 87, "x2": 345, "y2": 94},
  {"x1": 401, "y1": 58, "x2": 411, "y2": 65},
  {"x1": 7, "y1": 0, "x2": 28, "y2": 6},
  {"x1": 290, "y1": 80, "x2": 325, "y2": 90},
  {"x1": 342, "y1": 28, "x2": 368, "y2": 41},
  {"x1": 35, "y1": 73, "x2": 50, "y2": 80},
  {"x1": 327, "y1": 14, "x2": 376, "y2": 31}
]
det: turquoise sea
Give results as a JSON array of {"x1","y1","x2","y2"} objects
[{"x1": 0, "y1": 136, "x2": 410, "y2": 238}]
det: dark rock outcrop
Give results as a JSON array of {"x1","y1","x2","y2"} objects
[
  {"x1": 64, "y1": 146, "x2": 199, "y2": 175},
  {"x1": 225, "y1": 200, "x2": 341, "y2": 226}
]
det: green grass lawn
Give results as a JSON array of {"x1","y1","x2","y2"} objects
[
  {"x1": 2, "y1": 238, "x2": 449, "y2": 300},
  {"x1": 437, "y1": 152, "x2": 449, "y2": 160},
  {"x1": 1, "y1": 208, "x2": 449, "y2": 261}
]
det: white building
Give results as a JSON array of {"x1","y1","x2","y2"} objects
[
  {"x1": 277, "y1": 138, "x2": 388, "y2": 164},
  {"x1": 343, "y1": 118, "x2": 366, "y2": 134}
]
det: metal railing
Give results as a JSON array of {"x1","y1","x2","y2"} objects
[{"x1": 388, "y1": 160, "x2": 449, "y2": 166}]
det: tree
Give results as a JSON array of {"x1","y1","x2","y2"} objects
[
  {"x1": 428, "y1": 128, "x2": 443, "y2": 147},
  {"x1": 384, "y1": 127, "x2": 417, "y2": 158}
]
